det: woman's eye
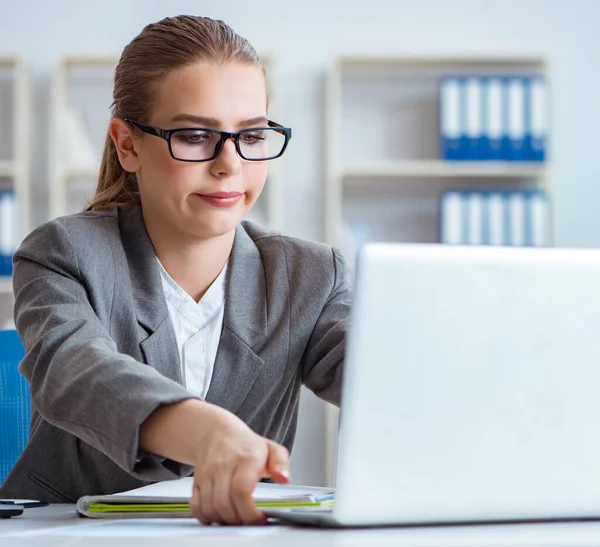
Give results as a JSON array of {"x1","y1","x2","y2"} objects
[
  {"x1": 241, "y1": 132, "x2": 265, "y2": 145},
  {"x1": 174, "y1": 131, "x2": 212, "y2": 146}
]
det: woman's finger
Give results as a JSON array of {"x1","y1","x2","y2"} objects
[
  {"x1": 265, "y1": 440, "x2": 291, "y2": 484},
  {"x1": 231, "y1": 459, "x2": 266, "y2": 525},
  {"x1": 190, "y1": 479, "x2": 212, "y2": 526},
  {"x1": 212, "y1": 467, "x2": 241, "y2": 524},
  {"x1": 198, "y1": 473, "x2": 219, "y2": 525}
]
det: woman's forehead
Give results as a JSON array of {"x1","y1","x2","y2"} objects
[{"x1": 151, "y1": 61, "x2": 267, "y2": 127}]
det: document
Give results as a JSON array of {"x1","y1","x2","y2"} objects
[{"x1": 77, "y1": 477, "x2": 334, "y2": 518}]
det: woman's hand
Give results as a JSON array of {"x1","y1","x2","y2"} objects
[
  {"x1": 139, "y1": 399, "x2": 290, "y2": 525},
  {"x1": 190, "y1": 404, "x2": 290, "y2": 525}
]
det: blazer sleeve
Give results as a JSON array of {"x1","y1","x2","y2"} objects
[
  {"x1": 13, "y1": 219, "x2": 196, "y2": 481},
  {"x1": 300, "y1": 247, "x2": 352, "y2": 406}
]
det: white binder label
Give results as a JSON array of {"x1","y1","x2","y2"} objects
[
  {"x1": 487, "y1": 79, "x2": 503, "y2": 140},
  {"x1": 530, "y1": 193, "x2": 548, "y2": 247},
  {"x1": 465, "y1": 78, "x2": 482, "y2": 138},
  {"x1": 467, "y1": 193, "x2": 483, "y2": 245},
  {"x1": 0, "y1": 193, "x2": 15, "y2": 256},
  {"x1": 442, "y1": 192, "x2": 463, "y2": 244},
  {"x1": 441, "y1": 78, "x2": 461, "y2": 139},
  {"x1": 509, "y1": 193, "x2": 526, "y2": 246},
  {"x1": 508, "y1": 79, "x2": 525, "y2": 140},
  {"x1": 488, "y1": 193, "x2": 505, "y2": 246},
  {"x1": 530, "y1": 78, "x2": 547, "y2": 140}
]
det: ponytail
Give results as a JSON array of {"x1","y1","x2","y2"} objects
[{"x1": 84, "y1": 132, "x2": 139, "y2": 211}]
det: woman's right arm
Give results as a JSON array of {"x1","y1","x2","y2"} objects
[
  {"x1": 140, "y1": 399, "x2": 290, "y2": 525},
  {"x1": 14, "y1": 218, "x2": 196, "y2": 480},
  {"x1": 15, "y1": 218, "x2": 290, "y2": 524}
]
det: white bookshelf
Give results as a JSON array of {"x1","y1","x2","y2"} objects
[
  {"x1": 0, "y1": 55, "x2": 30, "y2": 305},
  {"x1": 325, "y1": 55, "x2": 550, "y2": 247},
  {"x1": 245, "y1": 54, "x2": 285, "y2": 230},
  {"x1": 0, "y1": 277, "x2": 12, "y2": 294},
  {"x1": 0, "y1": 159, "x2": 16, "y2": 178},
  {"x1": 48, "y1": 54, "x2": 284, "y2": 230},
  {"x1": 323, "y1": 55, "x2": 550, "y2": 485},
  {"x1": 48, "y1": 55, "x2": 116, "y2": 220}
]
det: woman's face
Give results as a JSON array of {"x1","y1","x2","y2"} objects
[{"x1": 134, "y1": 61, "x2": 269, "y2": 241}]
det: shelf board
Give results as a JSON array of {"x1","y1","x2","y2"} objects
[
  {"x1": 0, "y1": 55, "x2": 21, "y2": 68},
  {"x1": 0, "y1": 277, "x2": 12, "y2": 294},
  {"x1": 338, "y1": 55, "x2": 547, "y2": 69},
  {"x1": 341, "y1": 160, "x2": 546, "y2": 179},
  {"x1": 63, "y1": 167, "x2": 100, "y2": 180},
  {"x1": 61, "y1": 55, "x2": 119, "y2": 67}
]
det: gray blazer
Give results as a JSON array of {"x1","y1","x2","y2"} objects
[{"x1": 0, "y1": 206, "x2": 351, "y2": 502}]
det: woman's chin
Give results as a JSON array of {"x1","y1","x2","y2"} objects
[{"x1": 185, "y1": 215, "x2": 243, "y2": 240}]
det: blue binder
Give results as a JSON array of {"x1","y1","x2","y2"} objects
[
  {"x1": 483, "y1": 77, "x2": 504, "y2": 161},
  {"x1": 440, "y1": 190, "x2": 549, "y2": 247},
  {"x1": 0, "y1": 190, "x2": 16, "y2": 276},
  {"x1": 507, "y1": 191, "x2": 526, "y2": 245},
  {"x1": 505, "y1": 77, "x2": 527, "y2": 161},
  {"x1": 466, "y1": 192, "x2": 484, "y2": 243},
  {"x1": 440, "y1": 191, "x2": 463, "y2": 244},
  {"x1": 464, "y1": 77, "x2": 483, "y2": 160},
  {"x1": 0, "y1": 255, "x2": 10, "y2": 277},
  {"x1": 440, "y1": 76, "x2": 464, "y2": 160},
  {"x1": 440, "y1": 73, "x2": 548, "y2": 163},
  {"x1": 528, "y1": 190, "x2": 549, "y2": 245},
  {"x1": 527, "y1": 77, "x2": 547, "y2": 162},
  {"x1": 487, "y1": 192, "x2": 505, "y2": 245}
]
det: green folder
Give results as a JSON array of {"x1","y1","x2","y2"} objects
[{"x1": 77, "y1": 493, "x2": 334, "y2": 519}]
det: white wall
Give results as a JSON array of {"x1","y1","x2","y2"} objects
[{"x1": 1, "y1": 0, "x2": 599, "y2": 485}]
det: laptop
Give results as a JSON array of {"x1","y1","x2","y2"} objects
[{"x1": 268, "y1": 243, "x2": 600, "y2": 527}]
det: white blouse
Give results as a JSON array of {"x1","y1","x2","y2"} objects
[{"x1": 156, "y1": 259, "x2": 227, "y2": 399}]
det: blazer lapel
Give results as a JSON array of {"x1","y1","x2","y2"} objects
[
  {"x1": 205, "y1": 224, "x2": 268, "y2": 414},
  {"x1": 139, "y1": 317, "x2": 182, "y2": 384},
  {"x1": 118, "y1": 206, "x2": 182, "y2": 385}
]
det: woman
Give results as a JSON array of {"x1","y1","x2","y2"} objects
[{"x1": 0, "y1": 15, "x2": 351, "y2": 525}]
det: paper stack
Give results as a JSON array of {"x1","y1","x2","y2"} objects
[{"x1": 77, "y1": 477, "x2": 334, "y2": 519}]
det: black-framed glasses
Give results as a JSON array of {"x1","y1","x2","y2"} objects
[{"x1": 124, "y1": 118, "x2": 292, "y2": 162}]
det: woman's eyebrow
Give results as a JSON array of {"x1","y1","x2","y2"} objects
[
  {"x1": 169, "y1": 114, "x2": 268, "y2": 128},
  {"x1": 236, "y1": 116, "x2": 269, "y2": 128}
]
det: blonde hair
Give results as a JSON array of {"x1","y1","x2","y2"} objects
[{"x1": 86, "y1": 15, "x2": 263, "y2": 211}]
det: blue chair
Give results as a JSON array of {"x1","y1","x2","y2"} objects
[{"x1": 0, "y1": 329, "x2": 29, "y2": 485}]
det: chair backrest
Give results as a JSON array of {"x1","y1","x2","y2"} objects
[{"x1": 0, "y1": 329, "x2": 29, "y2": 485}]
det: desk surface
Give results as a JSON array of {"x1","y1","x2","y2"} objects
[{"x1": 5, "y1": 505, "x2": 600, "y2": 546}]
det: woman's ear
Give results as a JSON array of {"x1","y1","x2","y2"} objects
[{"x1": 109, "y1": 118, "x2": 141, "y2": 173}]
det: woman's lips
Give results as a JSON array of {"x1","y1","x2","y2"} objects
[{"x1": 194, "y1": 192, "x2": 243, "y2": 208}]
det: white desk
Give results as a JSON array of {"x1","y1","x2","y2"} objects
[{"x1": 5, "y1": 505, "x2": 600, "y2": 546}]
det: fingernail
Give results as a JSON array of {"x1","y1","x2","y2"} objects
[{"x1": 278, "y1": 467, "x2": 290, "y2": 479}]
